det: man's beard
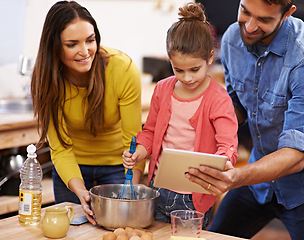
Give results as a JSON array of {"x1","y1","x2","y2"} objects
[{"x1": 238, "y1": 20, "x2": 282, "y2": 46}]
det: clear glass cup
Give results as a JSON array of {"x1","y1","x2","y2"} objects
[{"x1": 170, "y1": 210, "x2": 204, "y2": 238}]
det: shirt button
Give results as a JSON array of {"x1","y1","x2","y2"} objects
[
  {"x1": 252, "y1": 112, "x2": 256, "y2": 117},
  {"x1": 272, "y1": 180, "x2": 275, "y2": 183},
  {"x1": 254, "y1": 88, "x2": 258, "y2": 92},
  {"x1": 257, "y1": 135, "x2": 260, "y2": 139},
  {"x1": 258, "y1": 62, "x2": 261, "y2": 66}
]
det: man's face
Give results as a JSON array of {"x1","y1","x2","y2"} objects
[{"x1": 237, "y1": 0, "x2": 285, "y2": 46}]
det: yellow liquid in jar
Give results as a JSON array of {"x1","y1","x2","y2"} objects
[{"x1": 19, "y1": 191, "x2": 42, "y2": 226}]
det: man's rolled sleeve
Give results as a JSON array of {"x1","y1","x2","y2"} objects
[{"x1": 278, "y1": 129, "x2": 304, "y2": 152}]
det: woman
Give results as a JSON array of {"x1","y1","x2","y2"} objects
[{"x1": 31, "y1": 1, "x2": 145, "y2": 225}]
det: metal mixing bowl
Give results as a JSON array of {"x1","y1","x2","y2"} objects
[{"x1": 90, "y1": 184, "x2": 160, "y2": 230}]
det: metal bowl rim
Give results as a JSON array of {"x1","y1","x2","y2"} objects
[{"x1": 89, "y1": 183, "x2": 160, "y2": 201}]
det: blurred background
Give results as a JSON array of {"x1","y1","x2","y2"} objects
[
  {"x1": 0, "y1": 0, "x2": 303, "y2": 98},
  {"x1": 0, "y1": 1, "x2": 303, "y2": 238}
]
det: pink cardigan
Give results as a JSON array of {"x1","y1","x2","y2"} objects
[{"x1": 137, "y1": 76, "x2": 238, "y2": 213}]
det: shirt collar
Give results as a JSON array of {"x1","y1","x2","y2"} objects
[{"x1": 268, "y1": 17, "x2": 290, "y2": 56}]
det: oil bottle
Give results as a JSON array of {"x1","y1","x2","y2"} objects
[{"x1": 18, "y1": 144, "x2": 42, "y2": 226}]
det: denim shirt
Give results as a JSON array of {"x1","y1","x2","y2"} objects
[{"x1": 221, "y1": 17, "x2": 304, "y2": 209}]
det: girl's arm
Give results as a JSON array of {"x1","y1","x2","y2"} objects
[{"x1": 211, "y1": 91, "x2": 239, "y2": 165}]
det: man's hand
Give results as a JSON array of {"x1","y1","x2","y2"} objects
[{"x1": 185, "y1": 161, "x2": 237, "y2": 196}]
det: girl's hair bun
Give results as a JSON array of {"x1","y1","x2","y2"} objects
[{"x1": 178, "y1": 2, "x2": 207, "y2": 23}]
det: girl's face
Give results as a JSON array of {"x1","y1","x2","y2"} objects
[
  {"x1": 60, "y1": 19, "x2": 97, "y2": 82},
  {"x1": 170, "y1": 51, "x2": 214, "y2": 97}
]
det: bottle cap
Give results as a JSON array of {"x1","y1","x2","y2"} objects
[{"x1": 27, "y1": 144, "x2": 37, "y2": 158}]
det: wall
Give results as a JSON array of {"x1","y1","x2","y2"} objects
[{"x1": 0, "y1": 0, "x2": 191, "y2": 98}]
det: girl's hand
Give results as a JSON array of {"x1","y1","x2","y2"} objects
[
  {"x1": 122, "y1": 144, "x2": 148, "y2": 169},
  {"x1": 122, "y1": 149, "x2": 136, "y2": 168}
]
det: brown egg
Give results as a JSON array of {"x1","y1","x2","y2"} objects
[
  {"x1": 146, "y1": 232, "x2": 154, "y2": 238},
  {"x1": 127, "y1": 230, "x2": 140, "y2": 239},
  {"x1": 114, "y1": 228, "x2": 126, "y2": 237},
  {"x1": 124, "y1": 227, "x2": 133, "y2": 234},
  {"x1": 116, "y1": 234, "x2": 128, "y2": 240},
  {"x1": 136, "y1": 230, "x2": 145, "y2": 237},
  {"x1": 103, "y1": 232, "x2": 116, "y2": 240},
  {"x1": 129, "y1": 236, "x2": 141, "y2": 240},
  {"x1": 141, "y1": 233, "x2": 152, "y2": 240}
]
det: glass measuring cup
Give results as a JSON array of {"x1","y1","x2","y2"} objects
[{"x1": 170, "y1": 210, "x2": 204, "y2": 237}]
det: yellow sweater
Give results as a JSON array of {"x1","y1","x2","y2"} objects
[{"x1": 47, "y1": 47, "x2": 144, "y2": 186}]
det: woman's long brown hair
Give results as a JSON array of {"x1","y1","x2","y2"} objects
[{"x1": 31, "y1": 1, "x2": 105, "y2": 149}]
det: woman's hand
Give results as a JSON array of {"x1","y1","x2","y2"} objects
[
  {"x1": 122, "y1": 144, "x2": 148, "y2": 169},
  {"x1": 77, "y1": 189, "x2": 97, "y2": 225},
  {"x1": 68, "y1": 178, "x2": 97, "y2": 225}
]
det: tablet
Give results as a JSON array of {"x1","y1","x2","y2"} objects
[{"x1": 153, "y1": 148, "x2": 228, "y2": 194}]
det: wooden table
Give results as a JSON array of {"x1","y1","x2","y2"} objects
[{"x1": 0, "y1": 202, "x2": 247, "y2": 240}]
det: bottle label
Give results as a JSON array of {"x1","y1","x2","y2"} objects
[{"x1": 19, "y1": 191, "x2": 33, "y2": 216}]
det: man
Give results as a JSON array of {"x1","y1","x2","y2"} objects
[{"x1": 186, "y1": 0, "x2": 304, "y2": 239}]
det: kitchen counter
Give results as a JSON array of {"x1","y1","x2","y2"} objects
[
  {"x1": 0, "y1": 83, "x2": 156, "y2": 151},
  {"x1": 0, "y1": 202, "x2": 247, "y2": 240},
  {"x1": 0, "y1": 178, "x2": 54, "y2": 215},
  {"x1": 0, "y1": 112, "x2": 38, "y2": 150}
]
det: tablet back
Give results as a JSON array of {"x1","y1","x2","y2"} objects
[{"x1": 153, "y1": 148, "x2": 227, "y2": 194}]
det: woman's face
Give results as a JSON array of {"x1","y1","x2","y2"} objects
[{"x1": 60, "y1": 19, "x2": 97, "y2": 80}]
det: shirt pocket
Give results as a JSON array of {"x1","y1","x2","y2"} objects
[
  {"x1": 230, "y1": 76, "x2": 245, "y2": 92},
  {"x1": 261, "y1": 91, "x2": 287, "y2": 123}
]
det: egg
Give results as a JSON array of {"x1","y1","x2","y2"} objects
[
  {"x1": 116, "y1": 234, "x2": 128, "y2": 240},
  {"x1": 136, "y1": 230, "x2": 145, "y2": 237},
  {"x1": 124, "y1": 227, "x2": 133, "y2": 234},
  {"x1": 129, "y1": 236, "x2": 141, "y2": 240},
  {"x1": 103, "y1": 232, "x2": 116, "y2": 240},
  {"x1": 127, "y1": 230, "x2": 140, "y2": 239},
  {"x1": 146, "y1": 232, "x2": 154, "y2": 238},
  {"x1": 114, "y1": 228, "x2": 126, "y2": 237},
  {"x1": 141, "y1": 233, "x2": 153, "y2": 240}
]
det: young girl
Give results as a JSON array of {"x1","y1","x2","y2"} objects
[{"x1": 123, "y1": 2, "x2": 238, "y2": 229}]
